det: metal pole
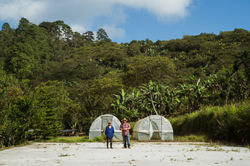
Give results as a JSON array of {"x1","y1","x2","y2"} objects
[
  {"x1": 149, "y1": 116, "x2": 151, "y2": 141},
  {"x1": 161, "y1": 116, "x2": 163, "y2": 141}
]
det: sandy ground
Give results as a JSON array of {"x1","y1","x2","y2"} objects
[{"x1": 0, "y1": 142, "x2": 250, "y2": 166}]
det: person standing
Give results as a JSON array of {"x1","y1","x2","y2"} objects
[
  {"x1": 105, "y1": 121, "x2": 115, "y2": 149},
  {"x1": 120, "y1": 118, "x2": 131, "y2": 149}
]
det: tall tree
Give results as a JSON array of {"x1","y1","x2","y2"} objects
[
  {"x1": 84, "y1": 31, "x2": 95, "y2": 43},
  {"x1": 17, "y1": 17, "x2": 30, "y2": 32},
  {"x1": 96, "y1": 28, "x2": 111, "y2": 42},
  {"x1": 1, "y1": 22, "x2": 11, "y2": 31},
  {"x1": 35, "y1": 81, "x2": 72, "y2": 121},
  {"x1": 35, "y1": 90, "x2": 61, "y2": 140}
]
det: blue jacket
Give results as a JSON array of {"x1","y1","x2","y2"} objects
[{"x1": 105, "y1": 126, "x2": 115, "y2": 138}]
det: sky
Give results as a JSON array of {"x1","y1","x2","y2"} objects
[{"x1": 0, "y1": 0, "x2": 250, "y2": 43}]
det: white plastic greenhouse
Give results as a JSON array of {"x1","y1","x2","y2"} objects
[
  {"x1": 89, "y1": 114, "x2": 122, "y2": 141},
  {"x1": 133, "y1": 115, "x2": 173, "y2": 141}
]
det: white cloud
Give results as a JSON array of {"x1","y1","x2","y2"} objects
[
  {"x1": 118, "y1": 0, "x2": 193, "y2": 21},
  {"x1": 0, "y1": 0, "x2": 193, "y2": 39},
  {"x1": 0, "y1": 0, "x2": 47, "y2": 22},
  {"x1": 102, "y1": 25, "x2": 125, "y2": 39},
  {"x1": 71, "y1": 25, "x2": 87, "y2": 34}
]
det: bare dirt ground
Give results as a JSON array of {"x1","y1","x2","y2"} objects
[{"x1": 0, "y1": 142, "x2": 250, "y2": 166}]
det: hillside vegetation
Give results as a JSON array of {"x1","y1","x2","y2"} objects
[
  {"x1": 1, "y1": 17, "x2": 250, "y2": 147},
  {"x1": 170, "y1": 102, "x2": 250, "y2": 144}
]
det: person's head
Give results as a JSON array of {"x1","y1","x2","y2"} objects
[
  {"x1": 108, "y1": 121, "x2": 112, "y2": 126},
  {"x1": 122, "y1": 118, "x2": 127, "y2": 124}
]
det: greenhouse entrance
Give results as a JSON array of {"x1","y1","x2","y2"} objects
[
  {"x1": 89, "y1": 114, "x2": 122, "y2": 141},
  {"x1": 133, "y1": 115, "x2": 173, "y2": 141}
]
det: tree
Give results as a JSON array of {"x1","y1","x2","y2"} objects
[
  {"x1": 17, "y1": 17, "x2": 30, "y2": 32},
  {"x1": 0, "y1": 64, "x2": 36, "y2": 147},
  {"x1": 72, "y1": 32, "x2": 86, "y2": 48},
  {"x1": 234, "y1": 49, "x2": 250, "y2": 83},
  {"x1": 39, "y1": 20, "x2": 69, "y2": 40},
  {"x1": 123, "y1": 56, "x2": 176, "y2": 86},
  {"x1": 96, "y1": 28, "x2": 111, "y2": 42},
  {"x1": 7, "y1": 42, "x2": 35, "y2": 78},
  {"x1": 127, "y1": 42, "x2": 141, "y2": 56},
  {"x1": 35, "y1": 81, "x2": 72, "y2": 120},
  {"x1": 1, "y1": 22, "x2": 11, "y2": 31},
  {"x1": 84, "y1": 31, "x2": 95, "y2": 43},
  {"x1": 35, "y1": 90, "x2": 61, "y2": 140}
]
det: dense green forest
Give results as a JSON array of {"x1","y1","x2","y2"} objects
[{"x1": 1, "y1": 17, "x2": 250, "y2": 147}]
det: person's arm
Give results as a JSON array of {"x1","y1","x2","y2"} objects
[
  {"x1": 122, "y1": 124, "x2": 129, "y2": 131},
  {"x1": 127, "y1": 123, "x2": 131, "y2": 130},
  {"x1": 105, "y1": 126, "x2": 108, "y2": 135},
  {"x1": 120, "y1": 124, "x2": 123, "y2": 130},
  {"x1": 112, "y1": 126, "x2": 115, "y2": 134}
]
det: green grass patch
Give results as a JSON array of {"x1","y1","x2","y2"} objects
[
  {"x1": 45, "y1": 136, "x2": 91, "y2": 143},
  {"x1": 93, "y1": 136, "x2": 105, "y2": 142},
  {"x1": 40, "y1": 136, "x2": 107, "y2": 143},
  {"x1": 174, "y1": 135, "x2": 210, "y2": 142},
  {"x1": 58, "y1": 153, "x2": 70, "y2": 157}
]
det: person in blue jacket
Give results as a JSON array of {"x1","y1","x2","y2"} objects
[{"x1": 105, "y1": 121, "x2": 115, "y2": 149}]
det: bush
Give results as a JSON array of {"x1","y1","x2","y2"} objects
[{"x1": 169, "y1": 101, "x2": 250, "y2": 144}]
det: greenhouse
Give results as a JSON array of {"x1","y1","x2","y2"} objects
[
  {"x1": 133, "y1": 115, "x2": 173, "y2": 141},
  {"x1": 89, "y1": 114, "x2": 122, "y2": 141}
]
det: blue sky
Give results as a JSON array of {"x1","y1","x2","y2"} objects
[{"x1": 0, "y1": 0, "x2": 249, "y2": 43}]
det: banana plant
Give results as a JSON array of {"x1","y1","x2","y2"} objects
[
  {"x1": 139, "y1": 80, "x2": 160, "y2": 115},
  {"x1": 111, "y1": 88, "x2": 141, "y2": 116},
  {"x1": 111, "y1": 89, "x2": 128, "y2": 115}
]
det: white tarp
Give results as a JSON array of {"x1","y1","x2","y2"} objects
[
  {"x1": 89, "y1": 114, "x2": 122, "y2": 141},
  {"x1": 133, "y1": 115, "x2": 173, "y2": 141}
]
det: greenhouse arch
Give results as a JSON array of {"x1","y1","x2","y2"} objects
[
  {"x1": 89, "y1": 114, "x2": 122, "y2": 141},
  {"x1": 133, "y1": 115, "x2": 173, "y2": 141}
]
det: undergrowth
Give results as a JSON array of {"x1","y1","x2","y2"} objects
[{"x1": 169, "y1": 101, "x2": 250, "y2": 144}]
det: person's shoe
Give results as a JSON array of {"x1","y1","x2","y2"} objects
[
  {"x1": 107, "y1": 147, "x2": 109, "y2": 149},
  {"x1": 110, "y1": 147, "x2": 113, "y2": 149},
  {"x1": 122, "y1": 147, "x2": 126, "y2": 149},
  {"x1": 128, "y1": 146, "x2": 131, "y2": 149}
]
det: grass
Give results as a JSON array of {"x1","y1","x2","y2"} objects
[
  {"x1": 45, "y1": 136, "x2": 91, "y2": 143},
  {"x1": 35, "y1": 134, "x2": 219, "y2": 144},
  {"x1": 231, "y1": 149, "x2": 240, "y2": 152},
  {"x1": 173, "y1": 135, "x2": 210, "y2": 142},
  {"x1": 62, "y1": 146, "x2": 69, "y2": 149},
  {"x1": 37, "y1": 135, "x2": 107, "y2": 143},
  {"x1": 206, "y1": 147, "x2": 225, "y2": 151},
  {"x1": 58, "y1": 153, "x2": 70, "y2": 157}
]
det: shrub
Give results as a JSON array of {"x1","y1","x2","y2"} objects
[{"x1": 169, "y1": 101, "x2": 250, "y2": 144}]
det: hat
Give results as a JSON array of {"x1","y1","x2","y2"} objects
[
  {"x1": 108, "y1": 121, "x2": 111, "y2": 124},
  {"x1": 122, "y1": 118, "x2": 127, "y2": 121}
]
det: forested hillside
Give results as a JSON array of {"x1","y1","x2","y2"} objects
[{"x1": 1, "y1": 17, "x2": 250, "y2": 147}]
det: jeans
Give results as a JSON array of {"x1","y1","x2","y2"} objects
[
  {"x1": 107, "y1": 137, "x2": 112, "y2": 148},
  {"x1": 123, "y1": 134, "x2": 130, "y2": 148}
]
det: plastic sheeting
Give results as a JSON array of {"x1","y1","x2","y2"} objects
[
  {"x1": 89, "y1": 114, "x2": 122, "y2": 141},
  {"x1": 133, "y1": 115, "x2": 173, "y2": 141}
]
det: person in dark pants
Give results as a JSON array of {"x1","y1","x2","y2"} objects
[
  {"x1": 105, "y1": 121, "x2": 115, "y2": 149},
  {"x1": 120, "y1": 118, "x2": 131, "y2": 149}
]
